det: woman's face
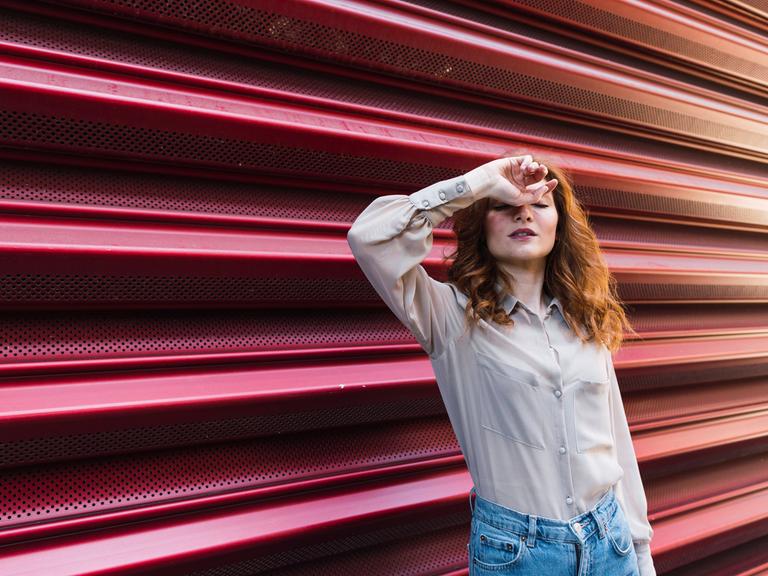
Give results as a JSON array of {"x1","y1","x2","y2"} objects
[{"x1": 484, "y1": 190, "x2": 558, "y2": 267}]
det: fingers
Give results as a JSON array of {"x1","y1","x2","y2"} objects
[
  {"x1": 541, "y1": 178, "x2": 557, "y2": 197},
  {"x1": 506, "y1": 155, "x2": 556, "y2": 198},
  {"x1": 524, "y1": 176, "x2": 553, "y2": 191},
  {"x1": 524, "y1": 177, "x2": 558, "y2": 197},
  {"x1": 518, "y1": 156, "x2": 547, "y2": 181}
]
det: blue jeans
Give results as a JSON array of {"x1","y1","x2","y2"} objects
[{"x1": 468, "y1": 486, "x2": 639, "y2": 576}]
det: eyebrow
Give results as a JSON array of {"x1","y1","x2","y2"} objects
[{"x1": 492, "y1": 192, "x2": 554, "y2": 207}]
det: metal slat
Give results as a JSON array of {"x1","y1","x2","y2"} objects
[
  {"x1": 0, "y1": 469, "x2": 475, "y2": 575},
  {"x1": 2, "y1": 1, "x2": 768, "y2": 158}
]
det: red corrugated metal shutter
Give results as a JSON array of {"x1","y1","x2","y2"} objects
[{"x1": 1, "y1": 1, "x2": 767, "y2": 574}]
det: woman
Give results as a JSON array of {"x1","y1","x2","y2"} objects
[{"x1": 347, "y1": 154, "x2": 655, "y2": 575}]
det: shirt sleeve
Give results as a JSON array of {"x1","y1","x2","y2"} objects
[
  {"x1": 607, "y1": 351, "x2": 657, "y2": 576},
  {"x1": 346, "y1": 170, "x2": 490, "y2": 358}
]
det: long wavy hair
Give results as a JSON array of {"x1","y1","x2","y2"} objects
[{"x1": 445, "y1": 152, "x2": 637, "y2": 352}]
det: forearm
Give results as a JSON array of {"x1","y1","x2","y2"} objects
[{"x1": 406, "y1": 165, "x2": 497, "y2": 227}]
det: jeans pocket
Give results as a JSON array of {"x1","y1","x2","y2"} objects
[
  {"x1": 606, "y1": 506, "x2": 633, "y2": 557},
  {"x1": 472, "y1": 518, "x2": 526, "y2": 571}
]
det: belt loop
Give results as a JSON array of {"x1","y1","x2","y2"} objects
[
  {"x1": 469, "y1": 486, "x2": 476, "y2": 514},
  {"x1": 592, "y1": 509, "x2": 606, "y2": 539},
  {"x1": 527, "y1": 514, "x2": 537, "y2": 547}
]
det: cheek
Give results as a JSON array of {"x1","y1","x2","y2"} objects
[
  {"x1": 484, "y1": 213, "x2": 502, "y2": 236},
  {"x1": 544, "y1": 213, "x2": 559, "y2": 237},
  {"x1": 485, "y1": 216, "x2": 511, "y2": 248}
]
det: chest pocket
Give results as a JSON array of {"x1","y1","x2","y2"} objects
[
  {"x1": 571, "y1": 378, "x2": 613, "y2": 453},
  {"x1": 475, "y1": 350, "x2": 546, "y2": 450}
]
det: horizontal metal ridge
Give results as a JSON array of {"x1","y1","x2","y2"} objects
[
  {"x1": 0, "y1": 468, "x2": 474, "y2": 575},
  {"x1": 0, "y1": 304, "x2": 765, "y2": 378},
  {"x1": 1, "y1": 336, "x2": 765, "y2": 443},
  {"x1": 1, "y1": 219, "x2": 767, "y2": 311},
  {"x1": 1, "y1": 158, "x2": 767, "y2": 237},
  {"x1": 634, "y1": 409, "x2": 768, "y2": 466},
  {"x1": 1, "y1": 8, "x2": 768, "y2": 161},
  {"x1": 481, "y1": 0, "x2": 768, "y2": 91},
  {"x1": 0, "y1": 458, "x2": 763, "y2": 575},
  {"x1": 0, "y1": 424, "x2": 466, "y2": 547},
  {"x1": 673, "y1": 0, "x2": 768, "y2": 36},
  {"x1": 648, "y1": 485, "x2": 768, "y2": 571},
  {"x1": 2, "y1": 4, "x2": 768, "y2": 174},
  {"x1": 22, "y1": 0, "x2": 768, "y2": 151},
  {"x1": 0, "y1": 356, "x2": 438, "y2": 441},
  {"x1": 2, "y1": 216, "x2": 767, "y2": 266}
]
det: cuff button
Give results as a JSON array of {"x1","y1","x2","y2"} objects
[
  {"x1": 456, "y1": 183, "x2": 465, "y2": 193},
  {"x1": 438, "y1": 191, "x2": 446, "y2": 200},
  {"x1": 422, "y1": 199, "x2": 430, "y2": 207}
]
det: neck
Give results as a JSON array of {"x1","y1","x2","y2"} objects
[{"x1": 498, "y1": 266, "x2": 549, "y2": 316}]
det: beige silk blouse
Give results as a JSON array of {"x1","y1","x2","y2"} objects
[{"x1": 346, "y1": 170, "x2": 656, "y2": 575}]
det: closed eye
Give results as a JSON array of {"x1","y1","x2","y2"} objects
[{"x1": 492, "y1": 203, "x2": 548, "y2": 210}]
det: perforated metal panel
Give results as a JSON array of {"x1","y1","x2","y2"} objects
[{"x1": 0, "y1": 0, "x2": 767, "y2": 574}]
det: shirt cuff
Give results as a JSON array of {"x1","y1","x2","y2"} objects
[
  {"x1": 407, "y1": 174, "x2": 475, "y2": 226},
  {"x1": 463, "y1": 163, "x2": 493, "y2": 193},
  {"x1": 634, "y1": 540, "x2": 656, "y2": 576},
  {"x1": 408, "y1": 175, "x2": 471, "y2": 210}
]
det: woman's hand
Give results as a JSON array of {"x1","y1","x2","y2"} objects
[{"x1": 465, "y1": 155, "x2": 558, "y2": 206}]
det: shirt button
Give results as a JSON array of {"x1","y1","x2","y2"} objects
[
  {"x1": 554, "y1": 389, "x2": 562, "y2": 398},
  {"x1": 566, "y1": 496, "x2": 574, "y2": 505},
  {"x1": 438, "y1": 191, "x2": 446, "y2": 200},
  {"x1": 422, "y1": 199, "x2": 430, "y2": 207},
  {"x1": 559, "y1": 445, "x2": 566, "y2": 454}
]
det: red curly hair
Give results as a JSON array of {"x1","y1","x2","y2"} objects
[{"x1": 444, "y1": 152, "x2": 637, "y2": 352}]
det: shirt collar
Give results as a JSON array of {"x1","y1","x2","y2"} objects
[{"x1": 494, "y1": 279, "x2": 563, "y2": 318}]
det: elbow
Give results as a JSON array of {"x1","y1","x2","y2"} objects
[
  {"x1": 346, "y1": 225, "x2": 360, "y2": 251},
  {"x1": 346, "y1": 224, "x2": 368, "y2": 258}
]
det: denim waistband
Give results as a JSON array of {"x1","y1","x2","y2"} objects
[{"x1": 469, "y1": 486, "x2": 617, "y2": 546}]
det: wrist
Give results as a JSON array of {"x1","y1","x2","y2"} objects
[{"x1": 464, "y1": 164, "x2": 495, "y2": 200}]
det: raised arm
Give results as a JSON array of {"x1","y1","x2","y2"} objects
[
  {"x1": 607, "y1": 352, "x2": 657, "y2": 576},
  {"x1": 346, "y1": 155, "x2": 557, "y2": 358},
  {"x1": 346, "y1": 170, "x2": 487, "y2": 358}
]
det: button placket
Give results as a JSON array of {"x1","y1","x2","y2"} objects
[{"x1": 535, "y1": 311, "x2": 575, "y2": 514}]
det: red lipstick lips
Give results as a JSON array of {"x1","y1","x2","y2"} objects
[{"x1": 509, "y1": 227, "x2": 537, "y2": 238}]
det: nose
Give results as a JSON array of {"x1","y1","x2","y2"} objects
[{"x1": 514, "y1": 204, "x2": 534, "y2": 221}]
